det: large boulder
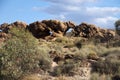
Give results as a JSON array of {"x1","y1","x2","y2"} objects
[
  {"x1": 0, "y1": 23, "x2": 9, "y2": 33},
  {"x1": 73, "y1": 22, "x2": 100, "y2": 38},
  {"x1": 0, "y1": 32, "x2": 11, "y2": 43},
  {"x1": 27, "y1": 21, "x2": 50, "y2": 38},
  {"x1": 0, "y1": 32, "x2": 8, "y2": 38},
  {"x1": 0, "y1": 21, "x2": 27, "y2": 33},
  {"x1": 10, "y1": 21, "x2": 27, "y2": 28},
  {"x1": 93, "y1": 29, "x2": 115, "y2": 42}
]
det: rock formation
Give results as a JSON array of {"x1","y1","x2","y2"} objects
[
  {"x1": 73, "y1": 22, "x2": 115, "y2": 42},
  {"x1": 0, "y1": 21, "x2": 27, "y2": 43},
  {"x1": 27, "y1": 20, "x2": 76, "y2": 38},
  {"x1": 98, "y1": 29, "x2": 115, "y2": 42},
  {"x1": 27, "y1": 21, "x2": 50, "y2": 38},
  {"x1": 73, "y1": 22, "x2": 100, "y2": 38},
  {"x1": 0, "y1": 21, "x2": 27, "y2": 33},
  {"x1": 0, "y1": 20, "x2": 116, "y2": 42}
]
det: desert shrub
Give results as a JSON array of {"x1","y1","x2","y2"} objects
[
  {"x1": 112, "y1": 75, "x2": 120, "y2": 80},
  {"x1": 90, "y1": 73, "x2": 100, "y2": 80},
  {"x1": 38, "y1": 46, "x2": 52, "y2": 71},
  {"x1": 101, "y1": 48, "x2": 120, "y2": 62},
  {"x1": 74, "y1": 40, "x2": 82, "y2": 49},
  {"x1": 87, "y1": 51, "x2": 99, "y2": 60},
  {"x1": 61, "y1": 60, "x2": 75, "y2": 76},
  {"x1": 92, "y1": 59, "x2": 120, "y2": 75},
  {"x1": 91, "y1": 48, "x2": 120, "y2": 77},
  {"x1": 53, "y1": 59, "x2": 81, "y2": 76},
  {"x1": 112, "y1": 40, "x2": 120, "y2": 47},
  {"x1": 55, "y1": 37, "x2": 70, "y2": 44},
  {"x1": 74, "y1": 44, "x2": 96, "y2": 59},
  {"x1": 0, "y1": 28, "x2": 51, "y2": 80}
]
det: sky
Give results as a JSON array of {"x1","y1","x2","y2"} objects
[{"x1": 0, "y1": 0, "x2": 120, "y2": 29}]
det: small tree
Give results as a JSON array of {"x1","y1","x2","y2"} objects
[{"x1": 115, "y1": 19, "x2": 120, "y2": 35}]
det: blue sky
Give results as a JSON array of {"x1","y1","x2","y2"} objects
[{"x1": 0, "y1": 0, "x2": 120, "y2": 29}]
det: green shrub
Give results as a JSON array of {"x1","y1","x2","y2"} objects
[{"x1": 0, "y1": 28, "x2": 51, "y2": 80}]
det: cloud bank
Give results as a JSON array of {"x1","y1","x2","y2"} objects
[{"x1": 33, "y1": 0, "x2": 120, "y2": 28}]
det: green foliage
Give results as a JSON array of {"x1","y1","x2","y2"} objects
[
  {"x1": 0, "y1": 28, "x2": 51, "y2": 80},
  {"x1": 115, "y1": 19, "x2": 120, "y2": 35}
]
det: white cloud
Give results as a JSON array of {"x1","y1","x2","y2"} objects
[
  {"x1": 35, "y1": 0, "x2": 120, "y2": 28},
  {"x1": 94, "y1": 17, "x2": 118, "y2": 24},
  {"x1": 58, "y1": 14, "x2": 66, "y2": 20},
  {"x1": 86, "y1": 7, "x2": 120, "y2": 17},
  {"x1": 43, "y1": 0, "x2": 97, "y2": 5},
  {"x1": 93, "y1": 17, "x2": 118, "y2": 28},
  {"x1": 32, "y1": 6, "x2": 41, "y2": 11}
]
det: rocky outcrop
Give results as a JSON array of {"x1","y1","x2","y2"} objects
[
  {"x1": 97, "y1": 29, "x2": 115, "y2": 42},
  {"x1": 0, "y1": 21, "x2": 27, "y2": 33},
  {"x1": 27, "y1": 21, "x2": 50, "y2": 38},
  {"x1": 0, "y1": 21, "x2": 27, "y2": 43},
  {"x1": 27, "y1": 20, "x2": 76, "y2": 38},
  {"x1": 73, "y1": 22, "x2": 115, "y2": 42},
  {"x1": 0, "y1": 23, "x2": 9, "y2": 33},
  {"x1": 0, "y1": 32, "x2": 8, "y2": 42},
  {"x1": 0, "y1": 32, "x2": 9, "y2": 38},
  {"x1": 73, "y1": 22, "x2": 99, "y2": 38},
  {"x1": 0, "y1": 20, "x2": 116, "y2": 42}
]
